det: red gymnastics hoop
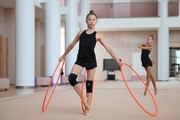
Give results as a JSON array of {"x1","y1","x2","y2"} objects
[
  {"x1": 120, "y1": 62, "x2": 158, "y2": 117},
  {"x1": 81, "y1": 69, "x2": 87, "y2": 113},
  {"x1": 42, "y1": 60, "x2": 65, "y2": 112},
  {"x1": 81, "y1": 69, "x2": 94, "y2": 113}
]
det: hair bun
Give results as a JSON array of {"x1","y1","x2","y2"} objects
[
  {"x1": 86, "y1": 10, "x2": 97, "y2": 19},
  {"x1": 90, "y1": 10, "x2": 94, "y2": 14}
]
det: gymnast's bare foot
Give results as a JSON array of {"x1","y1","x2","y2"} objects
[
  {"x1": 83, "y1": 97, "x2": 91, "y2": 116},
  {"x1": 84, "y1": 108, "x2": 91, "y2": 116},
  {"x1": 154, "y1": 89, "x2": 158, "y2": 95},
  {"x1": 83, "y1": 97, "x2": 90, "y2": 110},
  {"x1": 144, "y1": 91, "x2": 147, "y2": 96}
]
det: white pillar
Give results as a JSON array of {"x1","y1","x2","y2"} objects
[
  {"x1": 78, "y1": 0, "x2": 90, "y2": 75},
  {"x1": 15, "y1": 0, "x2": 35, "y2": 88},
  {"x1": 44, "y1": 0, "x2": 61, "y2": 83},
  {"x1": 35, "y1": 19, "x2": 42, "y2": 77},
  {"x1": 158, "y1": 0, "x2": 169, "y2": 81},
  {"x1": 79, "y1": 0, "x2": 90, "y2": 30},
  {"x1": 65, "y1": 0, "x2": 78, "y2": 75}
]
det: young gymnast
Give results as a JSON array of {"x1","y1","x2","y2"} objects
[
  {"x1": 138, "y1": 35, "x2": 157, "y2": 96},
  {"x1": 58, "y1": 10, "x2": 122, "y2": 115}
]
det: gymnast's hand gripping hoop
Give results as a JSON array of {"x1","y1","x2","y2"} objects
[{"x1": 42, "y1": 60, "x2": 65, "y2": 112}]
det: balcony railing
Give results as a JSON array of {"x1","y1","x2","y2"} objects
[{"x1": 88, "y1": 2, "x2": 179, "y2": 18}]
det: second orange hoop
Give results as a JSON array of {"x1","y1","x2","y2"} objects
[
  {"x1": 42, "y1": 60, "x2": 65, "y2": 112},
  {"x1": 80, "y1": 69, "x2": 94, "y2": 114},
  {"x1": 120, "y1": 62, "x2": 158, "y2": 117}
]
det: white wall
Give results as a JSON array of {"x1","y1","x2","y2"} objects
[
  {"x1": 95, "y1": 31, "x2": 157, "y2": 81},
  {"x1": 94, "y1": 30, "x2": 180, "y2": 81},
  {"x1": 96, "y1": 17, "x2": 180, "y2": 31},
  {"x1": 96, "y1": 18, "x2": 160, "y2": 31},
  {"x1": 169, "y1": 30, "x2": 180, "y2": 48},
  {"x1": 170, "y1": 30, "x2": 180, "y2": 42},
  {"x1": 167, "y1": 17, "x2": 180, "y2": 28}
]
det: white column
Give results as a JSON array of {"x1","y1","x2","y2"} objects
[
  {"x1": 79, "y1": 0, "x2": 90, "y2": 30},
  {"x1": 158, "y1": 0, "x2": 169, "y2": 81},
  {"x1": 78, "y1": 0, "x2": 90, "y2": 75},
  {"x1": 65, "y1": 0, "x2": 78, "y2": 75},
  {"x1": 44, "y1": 0, "x2": 61, "y2": 83},
  {"x1": 15, "y1": 0, "x2": 35, "y2": 88},
  {"x1": 35, "y1": 19, "x2": 41, "y2": 77}
]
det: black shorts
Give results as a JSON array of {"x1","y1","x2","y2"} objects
[
  {"x1": 75, "y1": 58, "x2": 97, "y2": 70},
  {"x1": 142, "y1": 62, "x2": 152, "y2": 68}
]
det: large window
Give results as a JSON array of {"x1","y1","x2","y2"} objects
[{"x1": 169, "y1": 48, "x2": 180, "y2": 77}]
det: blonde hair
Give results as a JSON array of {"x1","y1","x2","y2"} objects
[{"x1": 148, "y1": 35, "x2": 154, "y2": 40}]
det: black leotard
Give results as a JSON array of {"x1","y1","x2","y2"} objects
[
  {"x1": 77, "y1": 30, "x2": 97, "y2": 60},
  {"x1": 141, "y1": 49, "x2": 152, "y2": 67},
  {"x1": 75, "y1": 30, "x2": 97, "y2": 70}
]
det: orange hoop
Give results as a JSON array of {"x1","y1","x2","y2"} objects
[
  {"x1": 81, "y1": 69, "x2": 86, "y2": 113},
  {"x1": 42, "y1": 60, "x2": 65, "y2": 112},
  {"x1": 120, "y1": 62, "x2": 158, "y2": 116},
  {"x1": 81, "y1": 69, "x2": 94, "y2": 113}
]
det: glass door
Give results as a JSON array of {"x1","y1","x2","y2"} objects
[{"x1": 169, "y1": 48, "x2": 180, "y2": 77}]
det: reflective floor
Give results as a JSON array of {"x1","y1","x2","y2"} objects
[
  {"x1": 0, "y1": 80, "x2": 180, "y2": 120},
  {"x1": 0, "y1": 84, "x2": 71, "y2": 98},
  {"x1": 0, "y1": 79, "x2": 179, "y2": 99}
]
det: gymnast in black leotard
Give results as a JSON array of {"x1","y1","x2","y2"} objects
[
  {"x1": 141, "y1": 45, "x2": 152, "y2": 67},
  {"x1": 138, "y1": 35, "x2": 157, "y2": 96},
  {"x1": 58, "y1": 10, "x2": 122, "y2": 115},
  {"x1": 75, "y1": 30, "x2": 97, "y2": 70}
]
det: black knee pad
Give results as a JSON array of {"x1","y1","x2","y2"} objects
[
  {"x1": 86, "y1": 80, "x2": 93, "y2": 93},
  {"x1": 68, "y1": 73, "x2": 78, "y2": 86}
]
